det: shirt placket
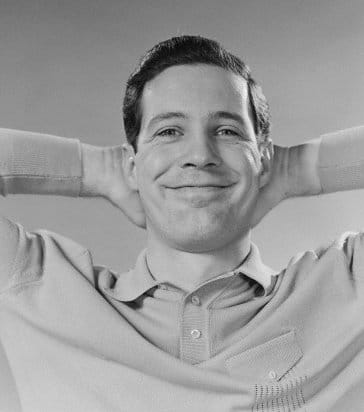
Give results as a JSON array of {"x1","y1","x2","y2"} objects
[{"x1": 180, "y1": 292, "x2": 209, "y2": 364}]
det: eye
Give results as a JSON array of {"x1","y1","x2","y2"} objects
[
  {"x1": 217, "y1": 128, "x2": 239, "y2": 137},
  {"x1": 157, "y1": 128, "x2": 181, "y2": 137}
]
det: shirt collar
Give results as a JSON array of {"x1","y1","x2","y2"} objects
[
  {"x1": 107, "y1": 243, "x2": 279, "y2": 302},
  {"x1": 237, "y1": 242, "x2": 279, "y2": 295}
]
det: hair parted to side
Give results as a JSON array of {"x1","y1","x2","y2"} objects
[{"x1": 122, "y1": 35, "x2": 271, "y2": 152}]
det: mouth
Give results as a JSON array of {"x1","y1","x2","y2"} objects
[
  {"x1": 167, "y1": 184, "x2": 234, "y2": 189},
  {"x1": 165, "y1": 184, "x2": 235, "y2": 201}
]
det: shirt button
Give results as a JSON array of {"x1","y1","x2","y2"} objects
[
  {"x1": 190, "y1": 329, "x2": 201, "y2": 339},
  {"x1": 191, "y1": 295, "x2": 201, "y2": 305},
  {"x1": 268, "y1": 370, "x2": 277, "y2": 380}
]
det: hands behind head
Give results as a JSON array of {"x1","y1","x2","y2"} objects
[
  {"x1": 250, "y1": 145, "x2": 290, "y2": 228},
  {"x1": 99, "y1": 144, "x2": 146, "y2": 229}
]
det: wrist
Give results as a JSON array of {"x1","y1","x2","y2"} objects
[
  {"x1": 80, "y1": 143, "x2": 107, "y2": 198},
  {"x1": 318, "y1": 126, "x2": 364, "y2": 193},
  {"x1": 286, "y1": 138, "x2": 322, "y2": 198}
]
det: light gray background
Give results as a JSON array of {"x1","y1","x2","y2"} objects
[
  {"x1": 0, "y1": 0, "x2": 364, "y2": 409},
  {"x1": 1, "y1": 0, "x2": 364, "y2": 271}
]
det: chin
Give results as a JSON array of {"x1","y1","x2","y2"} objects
[
  {"x1": 148, "y1": 204, "x2": 253, "y2": 252},
  {"x1": 163, "y1": 220, "x2": 244, "y2": 253},
  {"x1": 171, "y1": 236, "x2": 227, "y2": 253}
]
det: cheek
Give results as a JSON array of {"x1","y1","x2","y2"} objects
[
  {"x1": 136, "y1": 149, "x2": 168, "y2": 184},
  {"x1": 135, "y1": 147, "x2": 175, "y2": 206},
  {"x1": 225, "y1": 148, "x2": 261, "y2": 209},
  {"x1": 224, "y1": 143, "x2": 261, "y2": 178}
]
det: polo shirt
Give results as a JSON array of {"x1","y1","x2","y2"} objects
[{"x1": 0, "y1": 126, "x2": 364, "y2": 411}]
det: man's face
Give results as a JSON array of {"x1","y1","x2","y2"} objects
[{"x1": 130, "y1": 64, "x2": 268, "y2": 252}]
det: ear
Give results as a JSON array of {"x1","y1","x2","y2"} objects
[
  {"x1": 121, "y1": 143, "x2": 138, "y2": 191},
  {"x1": 257, "y1": 138, "x2": 274, "y2": 189}
]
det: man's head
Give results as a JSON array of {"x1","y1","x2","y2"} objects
[
  {"x1": 123, "y1": 35, "x2": 271, "y2": 152},
  {"x1": 121, "y1": 35, "x2": 273, "y2": 252}
]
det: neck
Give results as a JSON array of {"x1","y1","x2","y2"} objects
[{"x1": 145, "y1": 231, "x2": 252, "y2": 293}]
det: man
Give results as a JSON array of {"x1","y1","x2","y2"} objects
[{"x1": 0, "y1": 35, "x2": 363, "y2": 411}]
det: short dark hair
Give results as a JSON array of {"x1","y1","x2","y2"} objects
[{"x1": 122, "y1": 35, "x2": 271, "y2": 152}]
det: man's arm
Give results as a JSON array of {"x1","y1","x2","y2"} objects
[
  {"x1": 252, "y1": 126, "x2": 364, "y2": 227},
  {"x1": 288, "y1": 125, "x2": 364, "y2": 198},
  {"x1": 0, "y1": 128, "x2": 82, "y2": 197},
  {"x1": 317, "y1": 126, "x2": 364, "y2": 194},
  {"x1": 0, "y1": 128, "x2": 146, "y2": 227}
]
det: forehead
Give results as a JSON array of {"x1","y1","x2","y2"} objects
[{"x1": 140, "y1": 64, "x2": 249, "y2": 127}]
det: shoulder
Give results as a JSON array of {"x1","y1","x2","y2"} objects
[
  {"x1": 286, "y1": 231, "x2": 363, "y2": 265},
  {"x1": 0, "y1": 216, "x2": 22, "y2": 290},
  {"x1": 313, "y1": 231, "x2": 364, "y2": 265},
  {"x1": 313, "y1": 231, "x2": 364, "y2": 281},
  {"x1": 284, "y1": 231, "x2": 364, "y2": 291},
  {"x1": 0, "y1": 215, "x2": 91, "y2": 293}
]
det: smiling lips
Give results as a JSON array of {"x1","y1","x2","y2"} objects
[
  {"x1": 171, "y1": 185, "x2": 228, "y2": 188},
  {"x1": 167, "y1": 182, "x2": 235, "y2": 189},
  {"x1": 167, "y1": 185, "x2": 233, "y2": 194}
]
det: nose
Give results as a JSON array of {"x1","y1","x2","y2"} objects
[{"x1": 180, "y1": 134, "x2": 222, "y2": 169}]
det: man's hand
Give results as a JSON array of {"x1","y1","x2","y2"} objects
[
  {"x1": 251, "y1": 139, "x2": 321, "y2": 228},
  {"x1": 80, "y1": 143, "x2": 146, "y2": 229},
  {"x1": 250, "y1": 145, "x2": 290, "y2": 228}
]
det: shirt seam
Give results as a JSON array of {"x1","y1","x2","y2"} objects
[
  {"x1": 0, "y1": 249, "x2": 90, "y2": 297},
  {"x1": 318, "y1": 159, "x2": 364, "y2": 169},
  {"x1": 1, "y1": 174, "x2": 82, "y2": 179},
  {"x1": 0, "y1": 278, "x2": 44, "y2": 298},
  {"x1": 6, "y1": 222, "x2": 22, "y2": 291},
  {"x1": 178, "y1": 296, "x2": 184, "y2": 360},
  {"x1": 208, "y1": 301, "x2": 213, "y2": 358},
  {"x1": 206, "y1": 274, "x2": 239, "y2": 309}
]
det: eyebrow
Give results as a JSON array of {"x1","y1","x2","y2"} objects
[
  {"x1": 147, "y1": 112, "x2": 187, "y2": 129},
  {"x1": 146, "y1": 111, "x2": 247, "y2": 130}
]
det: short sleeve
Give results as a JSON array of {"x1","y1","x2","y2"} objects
[
  {"x1": 340, "y1": 231, "x2": 364, "y2": 280},
  {"x1": 315, "y1": 231, "x2": 364, "y2": 296},
  {"x1": 0, "y1": 216, "x2": 21, "y2": 291},
  {"x1": 0, "y1": 215, "x2": 43, "y2": 293}
]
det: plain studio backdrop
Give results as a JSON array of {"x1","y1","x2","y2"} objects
[{"x1": 0, "y1": 0, "x2": 364, "y2": 407}]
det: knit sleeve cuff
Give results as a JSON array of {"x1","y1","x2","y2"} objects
[
  {"x1": 318, "y1": 126, "x2": 364, "y2": 194},
  {"x1": 0, "y1": 129, "x2": 82, "y2": 197}
]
